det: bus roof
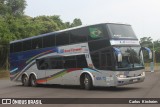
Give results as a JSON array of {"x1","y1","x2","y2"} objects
[{"x1": 10, "y1": 22, "x2": 131, "y2": 44}]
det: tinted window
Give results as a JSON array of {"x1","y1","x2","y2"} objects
[
  {"x1": 91, "y1": 52, "x2": 100, "y2": 69},
  {"x1": 88, "y1": 39, "x2": 110, "y2": 52},
  {"x1": 43, "y1": 35, "x2": 55, "y2": 48},
  {"x1": 100, "y1": 51, "x2": 112, "y2": 69},
  {"x1": 14, "y1": 42, "x2": 22, "y2": 52},
  {"x1": 108, "y1": 24, "x2": 137, "y2": 39},
  {"x1": 106, "y1": 53, "x2": 112, "y2": 66},
  {"x1": 63, "y1": 56, "x2": 76, "y2": 68},
  {"x1": 10, "y1": 44, "x2": 14, "y2": 53},
  {"x1": 50, "y1": 35, "x2": 56, "y2": 46},
  {"x1": 64, "y1": 59, "x2": 77, "y2": 68},
  {"x1": 88, "y1": 25, "x2": 105, "y2": 41},
  {"x1": 36, "y1": 59, "x2": 48, "y2": 70},
  {"x1": 23, "y1": 40, "x2": 32, "y2": 51},
  {"x1": 36, "y1": 57, "x2": 64, "y2": 70},
  {"x1": 70, "y1": 28, "x2": 88, "y2": 43},
  {"x1": 56, "y1": 32, "x2": 70, "y2": 46},
  {"x1": 91, "y1": 49, "x2": 113, "y2": 70},
  {"x1": 36, "y1": 55, "x2": 88, "y2": 70},
  {"x1": 32, "y1": 38, "x2": 42, "y2": 49},
  {"x1": 76, "y1": 55, "x2": 88, "y2": 68}
]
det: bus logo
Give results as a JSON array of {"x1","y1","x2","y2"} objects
[
  {"x1": 2, "y1": 99, "x2": 11, "y2": 104},
  {"x1": 59, "y1": 48, "x2": 82, "y2": 53}
]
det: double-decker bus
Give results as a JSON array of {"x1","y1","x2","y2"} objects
[{"x1": 10, "y1": 23, "x2": 152, "y2": 90}]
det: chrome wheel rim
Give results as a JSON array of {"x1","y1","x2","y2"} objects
[
  {"x1": 23, "y1": 77, "x2": 27, "y2": 84},
  {"x1": 84, "y1": 76, "x2": 89, "y2": 86},
  {"x1": 31, "y1": 77, "x2": 36, "y2": 86}
]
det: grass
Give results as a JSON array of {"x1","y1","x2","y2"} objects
[{"x1": 0, "y1": 70, "x2": 9, "y2": 79}]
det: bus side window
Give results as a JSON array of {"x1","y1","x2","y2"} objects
[
  {"x1": 14, "y1": 42, "x2": 22, "y2": 52},
  {"x1": 23, "y1": 40, "x2": 32, "y2": 51},
  {"x1": 63, "y1": 56, "x2": 76, "y2": 68},
  {"x1": 43, "y1": 35, "x2": 55, "y2": 48},
  {"x1": 76, "y1": 55, "x2": 88, "y2": 68},
  {"x1": 52, "y1": 61, "x2": 60, "y2": 69},
  {"x1": 70, "y1": 28, "x2": 88, "y2": 44},
  {"x1": 63, "y1": 60, "x2": 77, "y2": 68},
  {"x1": 36, "y1": 59, "x2": 49, "y2": 70},
  {"x1": 101, "y1": 53, "x2": 107, "y2": 67},
  {"x1": 32, "y1": 38, "x2": 43, "y2": 49},
  {"x1": 56, "y1": 32, "x2": 70, "y2": 46},
  {"x1": 100, "y1": 49, "x2": 113, "y2": 70},
  {"x1": 10, "y1": 43, "x2": 14, "y2": 53},
  {"x1": 88, "y1": 39, "x2": 110, "y2": 52},
  {"x1": 36, "y1": 55, "x2": 88, "y2": 70},
  {"x1": 106, "y1": 53, "x2": 112, "y2": 67},
  {"x1": 91, "y1": 52, "x2": 100, "y2": 69}
]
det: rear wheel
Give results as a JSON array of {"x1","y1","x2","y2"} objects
[
  {"x1": 83, "y1": 74, "x2": 93, "y2": 90},
  {"x1": 30, "y1": 75, "x2": 37, "y2": 87},
  {"x1": 22, "y1": 75, "x2": 29, "y2": 86}
]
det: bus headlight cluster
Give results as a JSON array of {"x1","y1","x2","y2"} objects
[
  {"x1": 139, "y1": 71, "x2": 145, "y2": 76},
  {"x1": 141, "y1": 71, "x2": 145, "y2": 76},
  {"x1": 116, "y1": 74, "x2": 126, "y2": 78}
]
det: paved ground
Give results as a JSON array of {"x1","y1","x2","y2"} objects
[{"x1": 0, "y1": 72, "x2": 160, "y2": 107}]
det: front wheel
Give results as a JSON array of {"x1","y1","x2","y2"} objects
[
  {"x1": 83, "y1": 74, "x2": 93, "y2": 90},
  {"x1": 30, "y1": 75, "x2": 38, "y2": 87}
]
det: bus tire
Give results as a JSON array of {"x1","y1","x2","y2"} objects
[
  {"x1": 29, "y1": 74, "x2": 37, "y2": 87},
  {"x1": 22, "y1": 74, "x2": 29, "y2": 86},
  {"x1": 83, "y1": 74, "x2": 93, "y2": 90}
]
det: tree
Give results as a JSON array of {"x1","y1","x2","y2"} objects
[
  {"x1": 49, "y1": 15, "x2": 65, "y2": 29},
  {"x1": 71, "y1": 18, "x2": 82, "y2": 27},
  {"x1": 140, "y1": 37, "x2": 153, "y2": 48},
  {"x1": 64, "y1": 22, "x2": 71, "y2": 28},
  {"x1": 5, "y1": 0, "x2": 27, "y2": 16},
  {"x1": 0, "y1": 0, "x2": 7, "y2": 15},
  {"x1": 0, "y1": 0, "x2": 83, "y2": 70}
]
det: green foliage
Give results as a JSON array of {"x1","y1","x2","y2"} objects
[
  {"x1": 71, "y1": 18, "x2": 82, "y2": 27},
  {"x1": 0, "y1": 0, "x2": 82, "y2": 43},
  {"x1": 0, "y1": 15, "x2": 83, "y2": 42},
  {"x1": 0, "y1": 0, "x2": 27, "y2": 16},
  {"x1": 0, "y1": 0, "x2": 83, "y2": 69},
  {"x1": 140, "y1": 37, "x2": 152, "y2": 48}
]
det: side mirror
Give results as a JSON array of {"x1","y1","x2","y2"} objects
[
  {"x1": 113, "y1": 47, "x2": 122, "y2": 62},
  {"x1": 141, "y1": 47, "x2": 152, "y2": 59},
  {"x1": 149, "y1": 51, "x2": 152, "y2": 59}
]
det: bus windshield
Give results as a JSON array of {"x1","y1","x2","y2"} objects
[
  {"x1": 107, "y1": 24, "x2": 137, "y2": 39},
  {"x1": 115, "y1": 46, "x2": 144, "y2": 70}
]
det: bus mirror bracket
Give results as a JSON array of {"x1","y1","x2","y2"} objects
[{"x1": 141, "y1": 47, "x2": 152, "y2": 59}]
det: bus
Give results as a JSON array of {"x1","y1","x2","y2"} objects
[{"x1": 9, "y1": 23, "x2": 152, "y2": 90}]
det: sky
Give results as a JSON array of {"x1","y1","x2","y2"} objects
[{"x1": 25, "y1": 0, "x2": 160, "y2": 41}]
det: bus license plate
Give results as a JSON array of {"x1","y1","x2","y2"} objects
[{"x1": 133, "y1": 79, "x2": 138, "y2": 82}]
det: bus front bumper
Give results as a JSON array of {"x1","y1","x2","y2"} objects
[{"x1": 116, "y1": 75, "x2": 145, "y2": 86}]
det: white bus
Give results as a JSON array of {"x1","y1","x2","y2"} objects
[{"x1": 10, "y1": 23, "x2": 152, "y2": 90}]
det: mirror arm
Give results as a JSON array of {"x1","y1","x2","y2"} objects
[{"x1": 141, "y1": 47, "x2": 152, "y2": 59}]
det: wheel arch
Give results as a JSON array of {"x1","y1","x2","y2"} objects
[
  {"x1": 80, "y1": 71, "x2": 95, "y2": 86},
  {"x1": 21, "y1": 72, "x2": 29, "y2": 80},
  {"x1": 29, "y1": 72, "x2": 37, "y2": 80}
]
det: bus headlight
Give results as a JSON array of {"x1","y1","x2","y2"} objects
[
  {"x1": 141, "y1": 71, "x2": 145, "y2": 76},
  {"x1": 116, "y1": 74, "x2": 126, "y2": 78}
]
